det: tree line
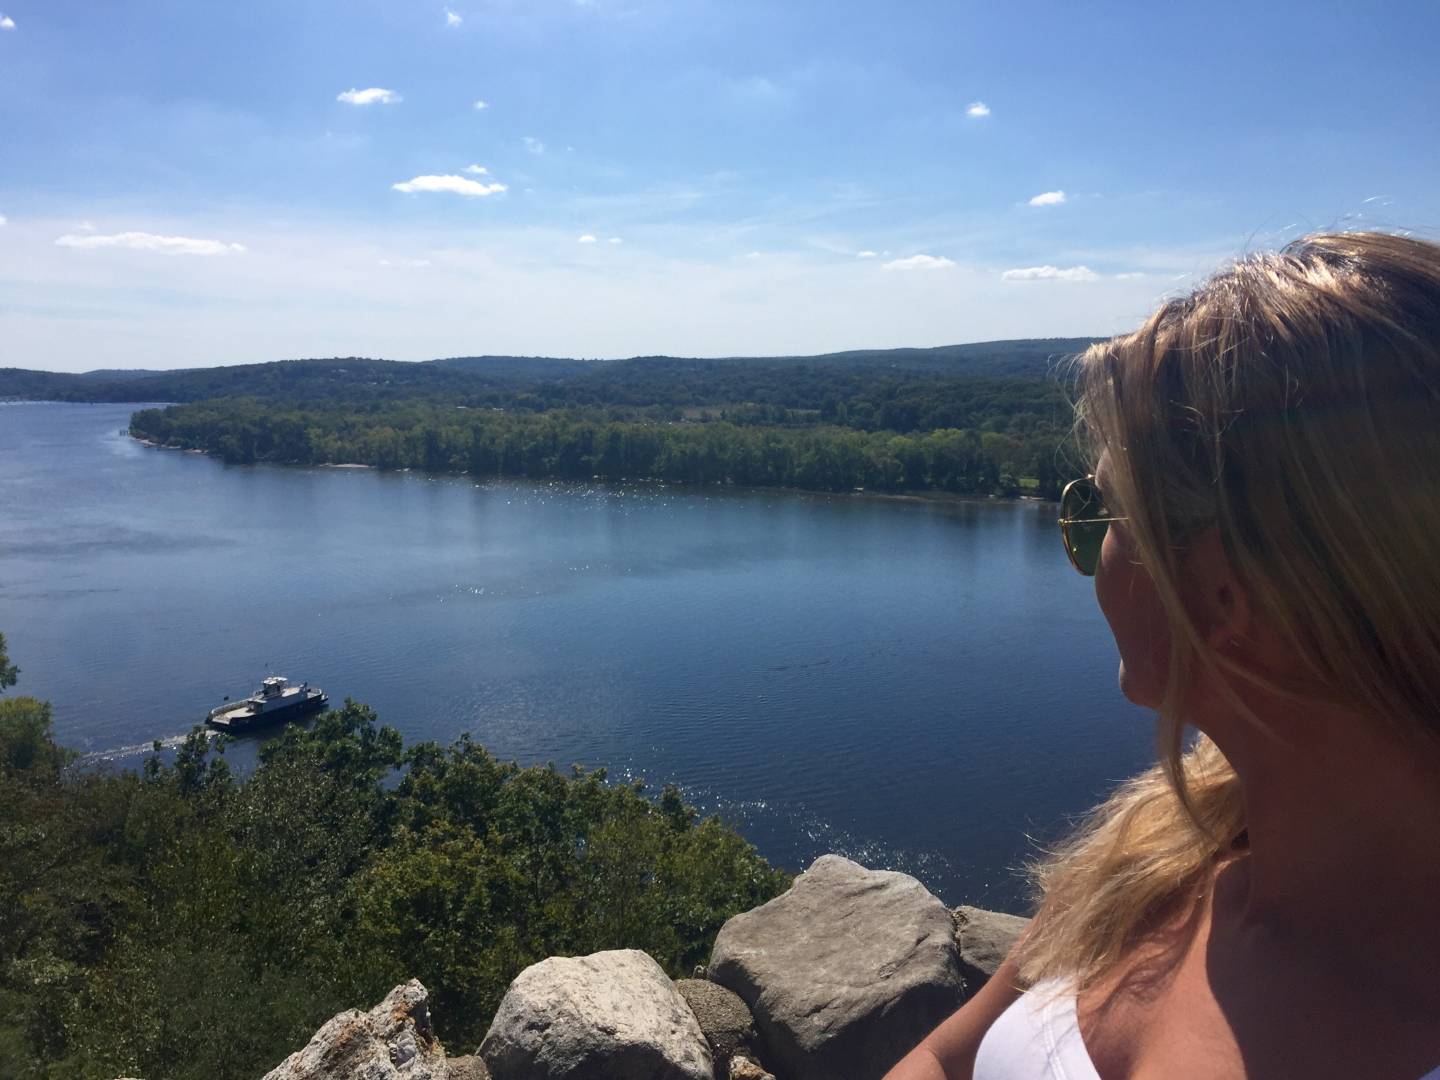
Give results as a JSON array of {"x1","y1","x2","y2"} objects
[
  {"x1": 130, "y1": 400, "x2": 1069, "y2": 497},
  {"x1": 0, "y1": 632, "x2": 789, "y2": 1078}
]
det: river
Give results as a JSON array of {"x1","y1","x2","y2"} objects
[{"x1": 0, "y1": 401, "x2": 1152, "y2": 911}]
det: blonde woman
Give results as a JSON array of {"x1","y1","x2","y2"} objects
[{"x1": 889, "y1": 232, "x2": 1440, "y2": 1080}]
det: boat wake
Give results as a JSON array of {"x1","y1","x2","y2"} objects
[{"x1": 76, "y1": 729, "x2": 218, "y2": 765}]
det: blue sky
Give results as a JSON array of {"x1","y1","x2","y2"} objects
[{"x1": 2, "y1": 0, "x2": 1438, "y2": 371}]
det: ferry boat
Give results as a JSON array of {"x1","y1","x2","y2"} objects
[{"x1": 206, "y1": 676, "x2": 328, "y2": 733}]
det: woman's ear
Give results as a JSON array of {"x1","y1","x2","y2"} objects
[{"x1": 1182, "y1": 527, "x2": 1253, "y2": 650}]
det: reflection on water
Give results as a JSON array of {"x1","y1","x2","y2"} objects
[{"x1": 0, "y1": 402, "x2": 1151, "y2": 910}]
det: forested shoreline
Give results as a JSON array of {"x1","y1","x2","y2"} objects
[
  {"x1": 10, "y1": 338, "x2": 1090, "y2": 498},
  {"x1": 0, "y1": 632, "x2": 788, "y2": 1079},
  {"x1": 130, "y1": 401, "x2": 1068, "y2": 497}
]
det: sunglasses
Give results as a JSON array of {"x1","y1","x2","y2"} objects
[{"x1": 1058, "y1": 475, "x2": 1126, "y2": 576}]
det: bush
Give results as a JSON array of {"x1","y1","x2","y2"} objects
[{"x1": 0, "y1": 696, "x2": 789, "y2": 1076}]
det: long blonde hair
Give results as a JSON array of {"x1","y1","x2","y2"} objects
[{"x1": 1018, "y1": 231, "x2": 1440, "y2": 988}]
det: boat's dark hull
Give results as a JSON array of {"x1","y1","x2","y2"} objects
[{"x1": 206, "y1": 692, "x2": 328, "y2": 733}]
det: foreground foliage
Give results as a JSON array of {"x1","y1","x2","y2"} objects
[{"x1": 0, "y1": 677, "x2": 790, "y2": 1079}]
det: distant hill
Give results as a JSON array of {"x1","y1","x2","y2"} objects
[
  {"x1": 75, "y1": 367, "x2": 197, "y2": 381},
  {"x1": 429, "y1": 355, "x2": 592, "y2": 379},
  {"x1": 1, "y1": 338, "x2": 1098, "y2": 406}
]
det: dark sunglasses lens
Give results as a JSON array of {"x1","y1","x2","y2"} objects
[
  {"x1": 1066, "y1": 519, "x2": 1108, "y2": 575},
  {"x1": 1061, "y1": 478, "x2": 1108, "y2": 576}
]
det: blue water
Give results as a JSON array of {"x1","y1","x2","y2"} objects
[{"x1": 0, "y1": 402, "x2": 1152, "y2": 911}]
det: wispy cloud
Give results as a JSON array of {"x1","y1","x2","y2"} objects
[
  {"x1": 856, "y1": 250, "x2": 877, "y2": 259},
  {"x1": 1113, "y1": 271, "x2": 1145, "y2": 280},
  {"x1": 577, "y1": 234, "x2": 597, "y2": 244},
  {"x1": 726, "y1": 75, "x2": 786, "y2": 104},
  {"x1": 379, "y1": 256, "x2": 432, "y2": 268},
  {"x1": 337, "y1": 87, "x2": 401, "y2": 106},
  {"x1": 1028, "y1": 190, "x2": 1066, "y2": 207},
  {"x1": 1001, "y1": 265, "x2": 1096, "y2": 282},
  {"x1": 391, "y1": 174, "x2": 507, "y2": 196},
  {"x1": 607, "y1": 237, "x2": 622, "y2": 245},
  {"x1": 473, "y1": 99, "x2": 489, "y2": 111},
  {"x1": 882, "y1": 254, "x2": 955, "y2": 271},
  {"x1": 464, "y1": 164, "x2": 490, "y2": 175},
  {"x1": 0, "y1": 214, "x2": 7, "y2": 226},
  {"x1": 522, "y1": 136, "x2": 545, "y2": 155},
  {"x1": 55, "y1": 231, "x2": 246, "y2": 256},
  {"x1": 445, "y1": 8, "x2": 463, "y2": 27},
  {"x1": 0, "y1": 14, "x2": 14, "y2": 30},
  {"x1": 966, "y1": 101, "x2": 990, "y2": 118}
]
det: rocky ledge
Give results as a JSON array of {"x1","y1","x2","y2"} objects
[{"x1": 262, "y1": 856, "x2": 1028, "y2": 1080}]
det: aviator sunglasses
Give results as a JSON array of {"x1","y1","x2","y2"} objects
[{"x1": 1058, "y1": 475, "x2": 1125, "y2": 576}]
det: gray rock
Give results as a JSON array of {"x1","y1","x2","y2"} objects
[
  {"x1": 727, "y1": 1056, "x2": 775, "y2": 1080},
  {"x1": 709, "y1": 855, "x2": 965, "y2": 1080},
  {"x1": 263, "y1": 980, "x2": 446, "y2": 1080},
  {"x1": 953, "y1": 905, "x2": 1030, "y2": 997},
  {"x1": 446, "y1": 1057, "x2": 491, "y2": 1080},
  {"x1": 480, "y1": 949, "x2": 713, "y2": 1080},
  {"x1": 674, "y1": 979, "x2": 755, "y2": 1064}
]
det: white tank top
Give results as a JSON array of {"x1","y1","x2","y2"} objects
[
  {"x1": 973, "y1": 979, "x2": 1440, "y2": 1080},
  {"x1": 973, "y1": 980, "x2": 1098, "y2": 1080}
]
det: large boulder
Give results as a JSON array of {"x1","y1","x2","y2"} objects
[
  {"x1": 263, "y1": 980, "x2": 446, "y2": 1080},
  {"x1": 708, "y1": 855, "x2": 964, "y2": 1080},
  {"x1": 480, "y1": 949, "x2": 713, "y2": 1080},
  {"x1": 953, "y1": 905, "x2": 1030, "y2": 997}
]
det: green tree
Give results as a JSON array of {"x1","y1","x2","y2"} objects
[
  {"x1": 0, "y1": 630, "x2": 19, "y2": 691},
  {"x1": 0, "y1": 656, "x2": 790, "y2": 1077}
]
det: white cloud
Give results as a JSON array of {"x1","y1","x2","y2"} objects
[
  {"x1": 337, "y1": 87, "x2": 401, "y2": 106},
  {"x1": 445, "y1": 8, "x2": 463, "y2": 26},
  {"x1": 522, "y1": 136, "x2": 545, "y2": 155},
  {"x1": 55, "y1": 231, "x2": 246, "y2": 256},
  {"x1": 966, "y1": 101, "x2": 990, "y2": 118},
  {"x1": 473, "y1": 99, "x2": 489, "y2": 110},
  {"x1": 1114, "y1": 271, "x2": 1145, "y2": 280},
  {"x1": 0, "y1": 214, "x2": 6, "y2": 226},
  {"x1": 391, "y1": 174, "x2": 507, "y2": 197},
  {"x1": 0, "y1": 14, "x2": 14, "y2": 29},
  {"x1": 881, "y1": 254, "x2": 955, "y2": 271},
  {"x1": 856, "y1": 250, "x2": 877, "y2": 259},
  {"x1": 464, "y1": 164, "x2": 489, "y2": 175},
  {"x1": 1001, "y1": 265, "x2": 1097, "y2": 282},
  {"x1": 378, "y1": 257, "x2": 432, "y2": 268},
  {"x1": 577, "y1": 234, "x2": 597, "y2": 244},
  {"x1": 1028, "y1": 190, "x2": 1067, "y2": 207},
  {"x1": 607, "y1": 237, "x2": 622, "y2": 245},
  {"x1": 728, "y1": 75, "x2": 783, "y2": 102}
]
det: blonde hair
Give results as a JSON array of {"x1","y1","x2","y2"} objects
[{"x1": 1018, "y1": 231, "x2": 1440, "y2": 988}]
